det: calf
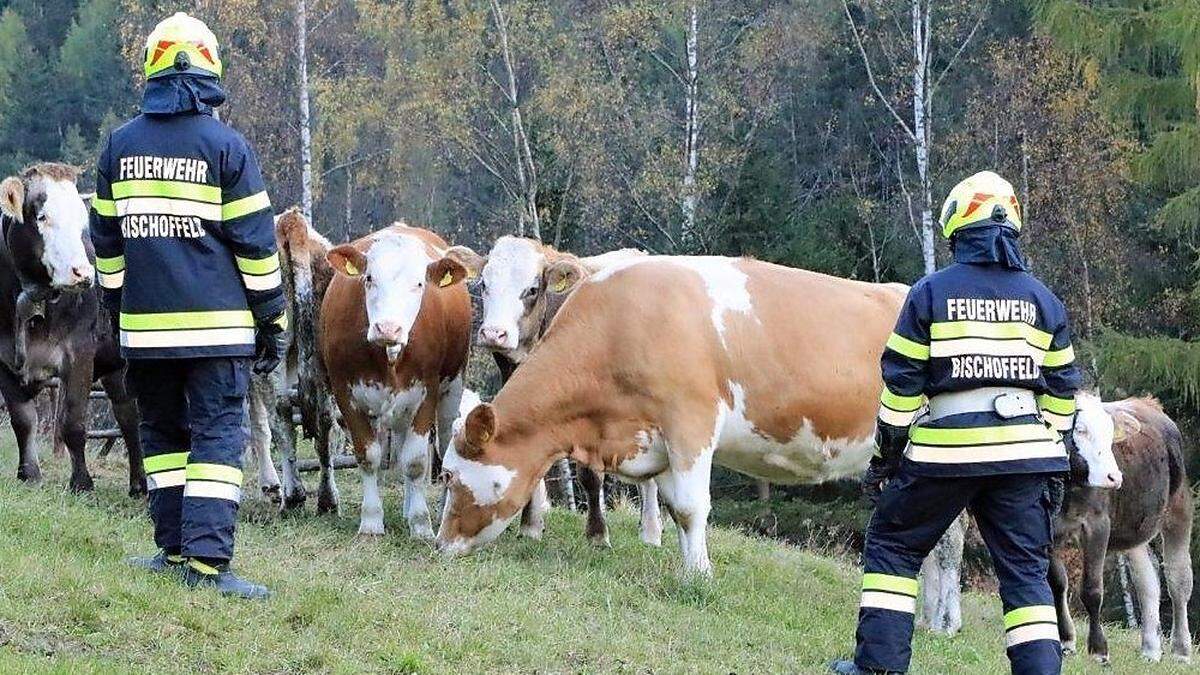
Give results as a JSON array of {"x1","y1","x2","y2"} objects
[
  {"x1": 247, "y1": 209, "x2": 341, "y2": 511},
  {"x1": 1051, "y1": 396, "x2": 1193, "y2": 664},
  {"x1": 436, "y1": 255, "x2": 907, "y2": 573},
  {"x1": 447, "y1": 237, "x2": 660, "y2": 546},
  {"x1": 0, "y1": 163, "x2": 144, "y2": 494},
  {"x1": 321, "y1": 224, "x2": 471, "y2": 537}
]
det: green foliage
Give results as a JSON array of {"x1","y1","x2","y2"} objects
[{"x1": 1092, "y1": 330, "x2": 1200, "y2": 405}]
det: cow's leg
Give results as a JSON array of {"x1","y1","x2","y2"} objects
[
  {"x1": 1079, "y1": 516, "x2": 1111, "y2": 663},
  {"x1": 939, "y1": 516, "x2": 965, "y2": 635},
  {"x1": 1125, "y1": 543, "x2": 1163, "y2": 662},
  {"x1": 638, "y1": 479, "x2": 663, "y2": 547},
  {"x1": 271, "y1": 384, "x2": 307, "y2": 511},
  {"x1": 314, "y1": 403, "x2": 340, "y2": 515},
  {"x1": 0, "y1": 367, "x2": 40, "y2": 484},
  {"x1": 520, "y1": 480, "x2": 550, "y2": 540},
  {"x1": 99, "y1": 369, "x2": 146, "y2": 497},
  {"x1": 1162, "y1": 489, "x2": 1194, "y2": 663},
  {"x1": 578, "y1": 466, "x2": 609, "y2": 547},
  {"x1": 1049, "y1": 551, "x2": 1076, "y2": 655},
  {"x1": 61, "y1": 354, "x2": 94, "y2": 493},
  {"x1": 246, "y1": 379, "x2": 282, "y2": 503},
  {"x1": 918, "y1": 553, "x2": 941, "y2": 631},
  {"x1": 656, "y1": 436, "x2": 715, "y2": 576},
  {"x1": 398, "y1": 396, "x2": 437, "y2": 540},
  {"x1": 344, "y1": 408, "x2": 384, "y2": 535}
]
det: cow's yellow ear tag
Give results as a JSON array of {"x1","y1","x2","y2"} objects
[
  {"x1": 439, "y1": 271, "x2": 454, "y2": 287},
  {"x1": 345, "y1": 261, "x2": 360, "y2": 276},
  {"x1": 553, "y1": 277, "x2": 569, "y2": 293}
]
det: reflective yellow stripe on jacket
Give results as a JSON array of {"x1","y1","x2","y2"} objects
[
  {"x1": 907, "y1": 423, "x2": 1064, "y2": 464},
  {"x1": 119, "y1": 310, "x2": 255, "y2": 350}
]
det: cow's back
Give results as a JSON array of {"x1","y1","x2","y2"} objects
[{"x1": 541, "y1": 256, "x2": 905, "y2": 482}]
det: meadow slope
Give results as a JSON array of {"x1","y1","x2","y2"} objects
[{"x1": 0, "y1": 450, "x2": 1189, "y2": 674}]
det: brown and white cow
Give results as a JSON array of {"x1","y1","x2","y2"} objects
[
  {"x1": 0, "y1": 163, "x2": 144, "y2": 495},
  {"x1": 321, "y1": 224, "x2": 471, "y2": 537},
  {"x1": 1051, "y1": 396, "x2": 1193, "y2": 664},
  {"x1": 445, "y1": 236, "x2": 660, "y2": 546},
  {"x1": 436, "y1": 255, "x2": 906, "y2": 573}
]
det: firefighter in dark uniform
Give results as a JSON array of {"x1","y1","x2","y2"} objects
[
  {"x1": 90, "y1": 12, "x2": 287, "y2": 599},
  {"x1": 832, "y1": 171, "x2": 1081, "y2": 674}
]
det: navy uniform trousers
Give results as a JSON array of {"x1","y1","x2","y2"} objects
[
  {"x1": 855, "y1": 467, "x2": 1061, "y2": 675},
  {"x1": 127, "y1": 357, "x2": 251, "y2": 563}
]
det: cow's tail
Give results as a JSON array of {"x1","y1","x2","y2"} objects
[{"x1": 1163, "y1": 415, "x2": 1187, "y2": 497}]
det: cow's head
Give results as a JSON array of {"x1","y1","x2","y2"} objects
[
  {"x1": 446, "y1": 237, "x2": 585, "y2": 358},
  {"x1": 436, "y1": 403, "x2": 543, "y2": 555},
  {"x1": 327, "y1": 232, "x2": 467, "y2": 359},
  {"x1": 1071, "y1": 393, "x2": 1124, "y2": 489},
  {"x1": 0, "y1": 164, "x2": 94, "y2": 290}
]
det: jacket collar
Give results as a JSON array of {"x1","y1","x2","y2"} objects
[
  {"x1": 951, "y1": 225, "x2": 1028, "y2": 271},
  {"x1": 141, "y1": 74, "x2": 226, "y2": 116}
]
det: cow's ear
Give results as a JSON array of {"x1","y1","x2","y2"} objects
[
  {"x1": 1111, "y1": 410, "x2": 1141, "y2": 443},
  {"x1": 544, "y1": 258, "x2": 586, "y2": 295},
  {"x1": 0, "y1": 177, "x2": 24, "y2": 223},
  {"x1": 444, "y1": 246, "x2": 486, "y2": 280},
  {"x1": 327, "y1": 245, "x2": 367, "y2": 277},
  {"x1": 427, "y1": 257, "x2": 467, "y2": 288},
  {"x1": 461, "y1": 404, "x2": 497, "y2": 457}
]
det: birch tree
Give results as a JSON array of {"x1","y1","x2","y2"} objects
[
  {"x1": 842, "y1": 0, "x2": 990, "y2": 273},
  {"x1": 297, "y1": 0, "x2": 314, "y2": 222}
]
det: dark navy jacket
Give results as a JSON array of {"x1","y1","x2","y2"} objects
[
  {"x1": 90, "y1": 75, "x2": 284, "y2": 359},
  {"x1": 877, "y1": 226, "x2": 1081, "y2": 477}
]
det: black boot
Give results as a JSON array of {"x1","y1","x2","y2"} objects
[
  {"x1": 125, "y1": 550, "x2": 185, "y2": 574},
  {"x1": 181, "y1": 559, "x2": 270, "y2": 600},
  {"x1": 830, "y1": 660, "x2": 901, "y2": 674}
]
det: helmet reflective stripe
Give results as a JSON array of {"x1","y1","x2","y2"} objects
[
  {"x1": 144, "y1": 12, "x2": 222, "y2": 80},
  {"x1": 939, "y1": 171, "x2": 1023, "y2": 239}
]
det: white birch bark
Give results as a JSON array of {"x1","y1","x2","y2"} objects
[
  {"x1": 912, "y1": 0, "x2": 935, "y2": 274},
  {"x1": 681, "y1": 0, "x2": 700, "y2": 251},
  {"x1": 490, "y1": 0, "x2": 540, "y2": 240},
  {"x1": 297, "y1": 0, "x2": 314, "y2": 223}
]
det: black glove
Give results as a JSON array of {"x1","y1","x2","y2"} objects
[
  {"x1": 1047, "y1": 474, "x2": 1066, "y2": 517},
  {"x1": 253, "y1": 313, "x2": 289, "y2": 375},
  {"x1": 861, "y1": 424, "x2": 907, "y2": 505}
]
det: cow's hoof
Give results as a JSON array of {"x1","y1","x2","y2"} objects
[
  {"x1": 283, "y1": 484, "x2": 308, "y2": 511},
  {"x1": 410, "y1": 525, "x2": 435, "y2": 541},
  {"x1": 640, "y1": 529, "x2": 663, "y2": 547},
  {"x1": 357, "y1": 519, "x2": 385, "y2": 536},
  {"x1": 1170, "y1": 652, "x2": 1191, "y2": 664},
  {"x1": 1093, "y1": 654, "x2": 1110, "y2": 667},
  {"x1": 16, "y1": 466, "x2": 42, "y2": 486},
  {"x1": 588, "y1": 532, "x2": 612, "y2": 548},
  {"x1": 519, "y1": 524, "x2": 544, "y2": 541},
  {"x1": 128, "y1": 480, "x2": 148, "y2": 499},
  {"x1": 69, "y1": 475, "x2": 95, "y2": 493},
  {"x1": 1140, "y1": 650, "x2": 1162, "y2": 663},
  {"x1": 260, "y1": 483, "x2": 282, "y2": 504},
  {"x1": 316, "y1": 493, "x2": 340, "y2": 515}
]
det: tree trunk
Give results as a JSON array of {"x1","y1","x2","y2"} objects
[
  {"x1": 490, "y1": 0, "x2": 540, "y2": 240},
  {"x1": 912, "y1": 0, "x2": 935, "y2": 274},
  {"x1": 297, "y1": 0, "x2": 314, "y2": 224},
  {"x1": 680, "y1": 0, "x2": 701, "y2": 252}
]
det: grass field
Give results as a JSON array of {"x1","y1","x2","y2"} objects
[{"x1": 0, "y1": 446, "x2": 1192, "y2": 674}]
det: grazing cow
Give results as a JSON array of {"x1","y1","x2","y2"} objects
[
  {"x1": 247, "y1": 209, "x2": 340, "y2": 511},
  {"x1": 436, "y1": 255, "x2": 910, "y2": 572},
  {"x1": 0, "y1": 163, "x2": 144, "y2": 494},
  {"x1": 1051, "y1": 396, "x2": 1193, "y2": 664},
  {"x1": 321, "y1": 224, "x2": 471, "y2": 537},
  {"x1": 446, "y1": 236, "x2": 660, "y2": 545}
]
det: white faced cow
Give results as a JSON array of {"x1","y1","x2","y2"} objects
[
  {"x1": 1052, "y1": 396, "x2": 1193, "y2": 664},
  {"x1": 0, "y1": 163, "x2": 143, "y2": 495},
  {"x1": 321, "y1": 224, "x2": 471, "y2": 538},
  {"x1": 436, "y1": 255, "x2": 907, "y2": 573},
  {"x1": 446, "y1": 236, "x2": 660, "y2": 547}
]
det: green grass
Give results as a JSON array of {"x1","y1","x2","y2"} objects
[{"x1": 0, "y1": 448, "x2": 1191, "y2": 674}]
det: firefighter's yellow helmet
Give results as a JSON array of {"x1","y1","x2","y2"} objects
[
  {"x1": 144, "y1": 12, "x2": 222, "y2": 80},
  {"x1": 939, "y1": 171, "x2": 1023, "y2": 239}
]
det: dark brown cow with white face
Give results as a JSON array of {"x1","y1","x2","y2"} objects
[
  {"x1": 321, "y1": 223, "x2": 471, "y2": 537},
  {"x1": 447, "y1": 236, "x2": 659, "y2": 546},
  {"x1": 436, "y1": 255, "x2": 906, "y2": 573},
  {"x1": 0, "y1": 163, "x2": 144, "y2": 494},
  {"x1": 1051, "y1": 397, "x2": 1193, "y2": 664}
]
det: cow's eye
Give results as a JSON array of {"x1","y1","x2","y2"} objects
[
  {"x1": 522, "y1": 285, "x2": 538, "y2": 300},
  {"x1": 35, "y1": 212, "x2": 47, "y2": 224},
  {"x1": 363, "y1": 274, "x2": 373, "y2": 286}
]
